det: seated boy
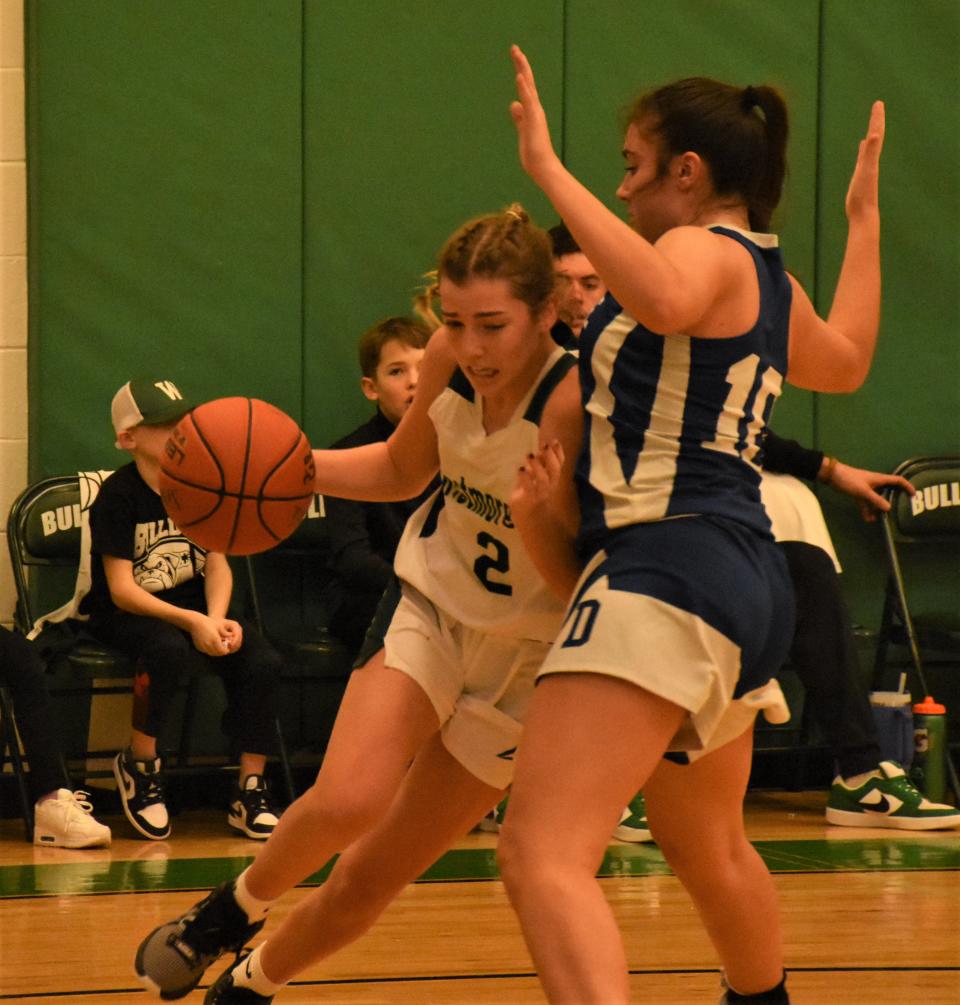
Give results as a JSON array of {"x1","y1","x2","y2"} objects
[
  {"x1": 325, "y1": 317, "x2": 436, "y2": 655},
  {"x1": 81, "y1": 376, "x2": 283, "y2": 841}
]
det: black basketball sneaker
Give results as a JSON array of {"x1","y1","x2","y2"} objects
[{"x1": 135, "y1": 882, "x2": 264, "y2": 1000}]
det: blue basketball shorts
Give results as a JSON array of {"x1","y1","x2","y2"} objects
[{"x1": 539, "y1": 515, "x2": 795, "y2": 760}]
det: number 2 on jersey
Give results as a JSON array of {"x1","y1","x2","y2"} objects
[{"x1": 474, "y1": 531, "x2": 512, "y2": 596}]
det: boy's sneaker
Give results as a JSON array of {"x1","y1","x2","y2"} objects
[
  {"x1": 826, "y1": 760, "x2": 960, "y2": 830},
  {"x1": 113, "y1": 748, "x2": 170, "y2": 840},
  {"x1": 33, "y1": 789, "x2": 112, "y2": 848},
  {"x1": 228, "y1": 775, "x2": 279, "y2": 840},
  {"x1": 613, "y1": 792, "x2": 653, "y2": 842},
  {"x1": 135, "y1": 881, "x2": 264, "y2": 1000},
  {"x1": 204, "y1": 953, "x2": 273, "y2": 1003}
]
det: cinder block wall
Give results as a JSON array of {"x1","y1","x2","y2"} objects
[{"x1": 0, "y1": 0, "x2": 29, "y2": 627}]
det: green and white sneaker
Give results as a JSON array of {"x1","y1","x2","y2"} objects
[
  {"x1": 612, "y1": 792, "x2": 653, "y2": 843},
  {"x1": 826, "y1": 761, "x2": 960, "y2": 830}
]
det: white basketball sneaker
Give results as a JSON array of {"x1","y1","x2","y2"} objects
[{"x1": 33, "y1": 789, "x2": 112, "y2": 848}]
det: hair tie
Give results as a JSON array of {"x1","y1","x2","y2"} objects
[{"x1": 741, "y1": 85, "x2": 761, "y2": 113}]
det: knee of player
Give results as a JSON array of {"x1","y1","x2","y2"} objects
[
  {"x1": 656, "y1": 826, "x2": 752, "y2": 883},
  {"x1": 496, "y1": 821, "x2": 561, "y2": 894},
  {"x1": 141, "y1": 623, "x2": 192, "y2": 668},
  {"x1": 298, "y1": 779, "x2": 384, "y2": 841}
]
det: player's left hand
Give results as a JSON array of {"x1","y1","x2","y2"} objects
[
  {"x1": 828, "y1": 460, "x2": 913, "y2": 521},
  {"x1": 845, "y1": 101, "x2": 884, "y2": 222},
  {"x1": 511, "y1": 439, "x2": 565, "y2": 520},
  {"x1": 509, "y1": 45, "x2": 561, "y2": 184}
]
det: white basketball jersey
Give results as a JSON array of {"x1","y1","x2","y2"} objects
[{"x1": 394, "y1": 347, "x2": 576, "y2": 642}]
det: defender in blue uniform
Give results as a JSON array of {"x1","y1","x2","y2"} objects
[{"x1": 501, "y1": 47, "x2": 885, "y2": 1005}]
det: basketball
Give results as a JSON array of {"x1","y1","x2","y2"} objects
[{"x1": 158, "y1": 397, "x2": 315, "y2": 555}]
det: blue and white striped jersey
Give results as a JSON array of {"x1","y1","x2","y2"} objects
[{"x1": 576, "y1": 226, "x2": 791, "y2": 554}]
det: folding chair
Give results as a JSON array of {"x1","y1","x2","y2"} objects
[
  {"x1": 4, "y1": 475, "x2": 295, "y2": 840},
  {"x1": 872, "y1": 455, "x2": 960, "y2": 802},
  {"x1": 0, "y1": 685, "x2": 36, "y2": 840}
]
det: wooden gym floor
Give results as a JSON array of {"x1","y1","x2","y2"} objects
[{"x1": 0, "y1": 790, "x2": 958, "y2": 1004}]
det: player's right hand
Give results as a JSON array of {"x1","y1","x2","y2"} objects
[{"x1": 509, "y1": 45, "x2": 561, "y2": 184}]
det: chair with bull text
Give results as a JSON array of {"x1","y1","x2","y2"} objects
[{"x1": 872, "y1": 455, "x2": 960, "y2": 803}]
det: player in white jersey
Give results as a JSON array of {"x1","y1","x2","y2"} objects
[
  {"x1": 135, "y1": 205, "x2": 582, "y2": 1004},
  {"x1": 498, "y1": 48, "x2": 884, "y2": 1005}
]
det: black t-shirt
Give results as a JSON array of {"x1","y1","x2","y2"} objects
[
  {"x1": 326, "y1": 410, "x2": 436, "y2": 593},
  {"x1": 80, "y1": 462, "x2": 207, "y2": 620},
  {"x1": 325, "y1": 410, "x2": 437, "y2": 650}
]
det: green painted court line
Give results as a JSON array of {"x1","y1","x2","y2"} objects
[{"x1": 4, "y1": 838, "x2": 958, "y2": 899}]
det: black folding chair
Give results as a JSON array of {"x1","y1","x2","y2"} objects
[{"x1": 872, "y1": 455, "x2": 960, "y2": 802}]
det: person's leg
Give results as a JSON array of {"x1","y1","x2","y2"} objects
[
  {"x1": 90, "y1": 612, "x2": 190, "y2": 754},
  {"x1": 780, "y1": 541, "x2": 881, "y2": 778},
  {"x1": 97, "y1": 615, "x2": 192, "y2": 839},
  {"x1": 135, "y1": 649, "x2": 443, "y2": 999},
  {"x1": 643, "y1": 727, "x2": 785, "y2": 996},
  {"x1": 242, "y1": 733, "x2": 504, "y2": 988},
  {"x1": 239, "y1": 648, "x2": 442, "y2": 897},
  {"x1": 218, "y1": 621, "x2": 281, "y2": 769},
  {"x1": 497, "y1": 672, "x2": 685, "y2": 1005},
  {"x1": 0, "y1": 628, "x2": 70, "y2": 798},
  {"x1": 215, "y1": 625, "x2": 282, "y2": 837}
]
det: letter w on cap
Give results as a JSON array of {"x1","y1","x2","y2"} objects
[{"x1": 154, "y1": 381, "x2": 183, "y2": 401}]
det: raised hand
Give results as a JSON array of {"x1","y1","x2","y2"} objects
[
  {"x1": 845, "y1": 101, "x2": 885, "y2": 222},
  {"x1": 509, "y1": 45, "x2": 562, "y2": 184}
]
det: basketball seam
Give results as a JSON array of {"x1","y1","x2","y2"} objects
[
  {"x1": 159, "y1": 412, "x2": 227, "y2": 528},
  {"x1": 257, "y1": 431, "x2": 311, "y2": 540},
  {"x1": 229, "y1": 399, "x2": 256, "y2": 553},
  {"x1": 158, "y1": 470, "x2": 311, "y2": 503}
]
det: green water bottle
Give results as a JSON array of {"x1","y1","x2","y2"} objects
[{"x1": 912, "y1": 696, "x2": 947, "y2": 804}]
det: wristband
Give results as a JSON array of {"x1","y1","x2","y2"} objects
[{"x1": 821, "y1": 455, "x2": 838, "y2": 485}]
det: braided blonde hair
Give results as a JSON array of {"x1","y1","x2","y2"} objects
[{"x1": 416, "y1": 205, "x2": 555, "y2": 323}]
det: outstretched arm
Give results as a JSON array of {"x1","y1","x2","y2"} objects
[
  {"x1": 787, "y1": 102, "x2": 885, "y2": 392},
  {"x1": 311, "y1": 330, "x2": 453, "y2": 502}
]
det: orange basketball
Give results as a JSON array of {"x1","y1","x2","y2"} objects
[{"x1": 159, "y1": 397, "x2": 315, "y2": 555}]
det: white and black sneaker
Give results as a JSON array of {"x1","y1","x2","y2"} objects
[
  {"x1": 228, "y1": 775, "x2": 278, "y2": 840},
  {"x1": 113, "y1": 747, "x2": 170, "y2": 840},
  {"x1": 136, "y1": 882, "x2": 264, "y2": 1000},
  {"x1": 204, "y1": 952, "x2": 274, "y2": 1003}
]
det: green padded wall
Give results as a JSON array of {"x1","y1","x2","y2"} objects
[
  {"x1": 815, "y1": 0, "x2": 960, "y2": 624},
  {"x1": 25, "y1": 1, "x2": 959, "y2": 628},
  {"x1": 26, "y1": 0, "x2": 304, "y2": 474},
  {"x1": 300, "y1": 2, "x2": 564, "y2": 447}
]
